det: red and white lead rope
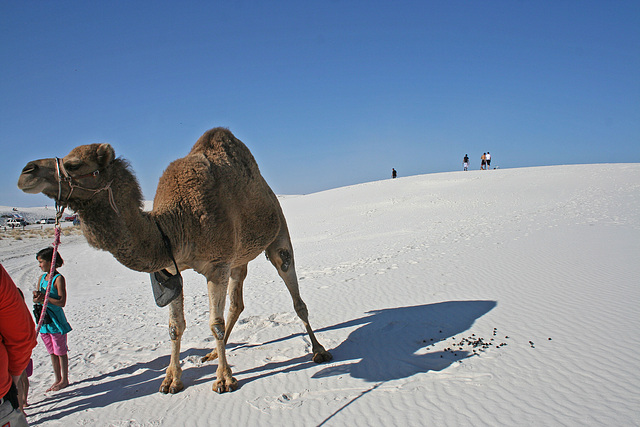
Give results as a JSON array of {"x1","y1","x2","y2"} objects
[{"x1": 35, "y1": 213, "x2": 63, "y2": 333}]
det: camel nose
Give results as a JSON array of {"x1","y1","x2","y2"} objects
[{"x1": 22, "y1": 161, "x2": 38, "y2": 174}]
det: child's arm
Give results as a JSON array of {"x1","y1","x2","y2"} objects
[{"x1": 46, "y1": 275, "x2": 67, "y2": 307}]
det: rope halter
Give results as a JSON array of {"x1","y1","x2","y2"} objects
[{"x1": 55, "y1": 157, "x2": 119, "y2": 215}]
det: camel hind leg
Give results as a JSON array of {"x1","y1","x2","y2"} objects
[
  {"x1": 201, "y1": 264, "x2": 247, "y2": 363},
  {"x1": 266, "y1": 238, "x2": 332, "y2": 363}
]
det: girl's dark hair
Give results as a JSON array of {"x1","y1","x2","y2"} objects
[{"x1": 36, "y1": 247, "x2": 64, "y2": 268}]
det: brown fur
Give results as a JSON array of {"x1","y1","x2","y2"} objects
[{"x1": 18, "y1": 127, "x2": 331, "y2": 394}]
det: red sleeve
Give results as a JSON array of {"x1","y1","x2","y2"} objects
[{"x1": 0, "y1": 264, "x2": 37, "y2": 395}]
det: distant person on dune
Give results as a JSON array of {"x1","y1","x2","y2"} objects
[
  {"x1": 481, "y1": 153, "x2": 486, "y2": 170},
  {"x1": 463, "y1": 154, "x2": 469, "y2": 171},
  {"x1": 392, "y1": 168, "x2": 397, "y2": 179},
  {"x1": 486, "y1": 152, "x2": 491, "y2": 169}
]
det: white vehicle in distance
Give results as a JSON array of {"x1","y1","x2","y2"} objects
[{"x1": 6, "y1": 218, "x2": 28, "y2": 227}]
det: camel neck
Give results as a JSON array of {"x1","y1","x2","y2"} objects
[
  {"x1": 70, "y1": 168, "x2": 175, "y2": 273},
  {"x1": 82, "y1": 207, "x2": 174, "y2": 273}
]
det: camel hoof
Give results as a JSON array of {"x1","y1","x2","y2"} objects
[
  {"x1": 159, "y1": 380, "x2": 183, "y2": 394},
  {"x1": 169, "y1": 384, "x2": 184, "y2": 394},
  {"x1": 313, "y1": 350, "x2": 333, "y2": 363},
  {"x1": 201, "y1": 350, "x2": 219, "y2": 363},
  {"x1": 213, "y1": 377, "x2": 238, "y2": 394}
]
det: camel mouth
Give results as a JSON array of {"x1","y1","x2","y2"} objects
[
  {"x1": 18, "y1": 180, "x2": 47, "y2": 194},
  {"x1": 17, "y1": 174, "x2": 48, "y2": 194}
]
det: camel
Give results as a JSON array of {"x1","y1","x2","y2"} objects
[{"x1": 18, "y1": 127, "x2": 332, "y2": 394}]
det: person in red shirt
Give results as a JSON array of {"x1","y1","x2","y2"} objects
[{"x1": 0, "y1": 263, "x2": 37, "y2": 426}]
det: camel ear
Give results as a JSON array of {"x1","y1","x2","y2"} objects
[{"x1": 96, "y1": 143, "x2": 115, "y2": 168}]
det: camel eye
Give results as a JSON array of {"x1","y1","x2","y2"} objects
[{"x1": 64, "y1": 162, "x2": 82, "y2": 172}]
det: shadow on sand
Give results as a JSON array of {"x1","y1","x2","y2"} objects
[
  {"x1": 27, "y1": 348, "x2": 214, "y2": 425},
  {"x1": 28, "y1": 300, "x2": 495, "y2": 424},
  {"x1": 312, "y1": 300, "x2": 497, "y2": 382},
  {"x1": 312, "y1": 300, "x2": 497, "y2": 426},
  {"x1": 234, "y1": 300, "x2": 497, "y2": 386}
]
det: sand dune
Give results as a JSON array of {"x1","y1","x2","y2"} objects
[{"x1": 1, "y1": 164, "x2": 638, "y2": 426}]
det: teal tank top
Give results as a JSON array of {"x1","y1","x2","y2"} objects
[{"x1": 38, "y1": 273, "x2": 72, "y2": 335}]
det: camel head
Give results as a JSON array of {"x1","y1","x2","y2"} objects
[{"x1": 18, "y1": 143, "x2": 117, "y2": 209}]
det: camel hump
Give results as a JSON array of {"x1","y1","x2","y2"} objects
[{"x1": 190, "y1": 128, "x2": 260, "y2": 175}]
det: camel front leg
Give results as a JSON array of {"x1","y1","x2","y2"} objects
[
  {"x1": 207, "y1": 267, "x2": 238, "y2": 393},
  {"x1": 160, "y1": 292, "x2": 186, "y2": 394},
  {"x1": 201, "y1": 264, "x2": 247, "y2": 363}
]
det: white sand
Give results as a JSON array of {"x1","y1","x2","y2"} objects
[{"x1": 1, "y1": 164, "x2": 639, "y2": 426}]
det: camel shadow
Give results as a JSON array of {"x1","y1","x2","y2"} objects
[
  {"x1": 28, "y1": 301, "x2": 495, "y2": 424},
  {"x1": 235, "y1": 300, "x2": 497, "y2": 384},
  {"x1": 313, "y1": 300, "x2": 497, "y2": 382}
]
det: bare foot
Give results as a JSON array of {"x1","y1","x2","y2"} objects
[
  {"x1": 49, "y1": 380, "x2": 69, "y2": 391},
  {"x1": 47, "y1": 380, "x2": 69, "y2": 391}
]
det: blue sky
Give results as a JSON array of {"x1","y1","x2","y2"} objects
[{"x1": 2, "y1": 1, "x2": 639, "y2": 206}]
